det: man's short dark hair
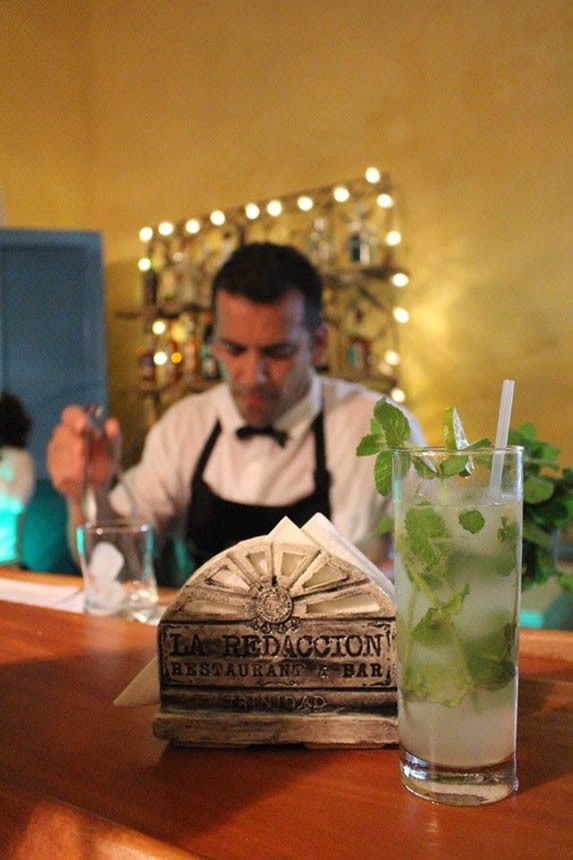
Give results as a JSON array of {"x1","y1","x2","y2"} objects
[
  {"x1": 0, "y1": 392, "x2": 32, "y2": 449},
  {"x1": 212, "y1": 242, "x2": 323, "y2": 331}
]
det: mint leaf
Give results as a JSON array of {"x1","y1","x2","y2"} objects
[
  {"x1": 498, "y1": 515, "x2": 519, "y2": 545},
  {"x1": 411, "y1": 608, "x2": 451, "y2": 646},
  {"x1": 465, "y1": 437, "x2": 493, "y2": 450},
  {"x1": 440, "y1": 454, "x2": 470, "y2": 478},
  {"x1": 463, "y1": 620, "x2": 516, "y2": 691},
  {"x1": 370, "y1": 417, "x2": 384, "y2": 436},
  {"x1": 373, "y1": 398, "x2": 410, "y2": 447},
  {"x1": 412, "y1": 584, "x2": 469, "y2": 645},
  {"x1": 412, "y1": 455, "x2": 438, "y2": 479},
  {"x1": 459, "y1": 509, "x2": 485, "y2": 534},
  {"x1": 523, "y1": 520, "x2": 552, "y2": 549},
  {"x1": 374, "y1": 450, "x2": 393, "y2": 496},
  {"x1": 356, "y1": 435, "x2": 384, "y2": 456},
  {"x1": 401, "y1": 662, "x2": 468, "y2": 706},
  {"x1": 524, "y1": 475, "x2": 555, "y2": 504},
  {"x1": 405, "y1": 503, "x2": 450, "y2": 570}
]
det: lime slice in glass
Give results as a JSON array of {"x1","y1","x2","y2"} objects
[{"x1": 443, "y1": 406, "x2": 469, "y2": 450}]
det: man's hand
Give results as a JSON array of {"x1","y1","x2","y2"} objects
[{"x1": 46, "y1": 405, "x2": 121, "y2": 507}]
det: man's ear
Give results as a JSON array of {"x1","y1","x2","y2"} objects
[{"x1": 311, "y1": 322, "x2": 329, "y2": 368}]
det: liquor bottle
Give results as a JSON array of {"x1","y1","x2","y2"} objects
[
  {"x1": 142, "y1": 267, "x2": 158, "y2": 307},
  {"x1": 306, "y1": 217, "x2": 335, "y2": 270},
  {"x1": 182, "y1": 317, "x2": 200, "y2": 387},
  {"x1": 137, "y1": 334, "x2": 157, "y2": 385},
  {"x1": 347, "y1": 203, "x2": 378, "y2": 266},
  {"x1": 200, "y1": 319, "x2": 220, "y2": 381},
  {"x1": 166, "y1": 329, "x2": 183, "y2": 383}
]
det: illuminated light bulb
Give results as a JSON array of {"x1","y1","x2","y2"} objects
[
  {"x1": 391, "y1": 386, "x2": 406, "y2": 403},
  {"x1": 185, "y1": 218, "x2": 201, "y2": 234},
  {"x1": 386, "y1": 229, "x2": 402, "y2": 246},
  {"x1": 297, "y1": 195, "x2": 314, "y2": 212},
  {"x1": 171, "y1": 350, "x2": 183, "y2": 365},
  {"x1": 266, "y1": 199, "x2": 283, "y2": 217},
  {"x1": 393, "y1": 306, "x2": 410, "y2": 324},
  {"x1": 365, "y1": 166, "x2": 381, "y2": 183},
  {"x1": 384, "y1": 349, "x2": 401, "y2": 366},
  {"x1": 139, "y1": 226, "x2": 153, "y2": 242},
  {"x1": 333, "y1": 185, "x2": 350, "y2": 203},
  {"x1": 245, "y1": 202, "x2": 260, "y2": 220},
  {"x1": 138, "y1": 257, "x2": 151, "y2": 272},
  {"x1": 154, "y1": 350, "x2": 168, "y2": 367},
  {"x1": 391, "y1": 271, "x2": 409, "y2": 287},
  {"x1": 210, "y1": 210, "x2": 226, "y2": 226},
  {"x1": 151, "y1": 319, "x2": 167, "y2": 336},
  {"x1": 376, "y1": 192, "x2": 394, "y2": 209},
  {"x1": 158, "y1": 221, "x2": 174, "y2": 237}
]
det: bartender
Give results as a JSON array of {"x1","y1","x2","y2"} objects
[{"x1": 47, "y1": 242, "x2": 425, "y2": 578}]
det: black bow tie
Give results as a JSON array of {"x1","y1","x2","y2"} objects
[{"x1": 236, "y1": 425, "x2": 289, "y2": 447}]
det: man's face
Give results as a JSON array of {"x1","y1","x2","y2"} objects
[{"x1": 211, "y1": 289, "x2": 326, "y2": 426}]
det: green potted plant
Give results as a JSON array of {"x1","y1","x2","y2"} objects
[{"x1": 508, "y1": 423, "x2": 573, "y2": 592}]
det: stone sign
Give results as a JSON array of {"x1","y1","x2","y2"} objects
[{"x1": 153, "y1": 515, "x2": 398, "y2": 747}]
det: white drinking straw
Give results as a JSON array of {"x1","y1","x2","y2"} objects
[{"x1": 490, "y1": 379, "x2": 515, "y2": 493}]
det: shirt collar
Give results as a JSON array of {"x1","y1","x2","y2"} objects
[{"x1": 217, "y1": 372, "x2": 322, "y2": 437}]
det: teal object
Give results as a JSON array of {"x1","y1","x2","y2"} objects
[
  {"x1": 520, "y1": 578, "x2": 573, "y2": 630},
  {"x1": 20, "y1": 480, "x2": 79, "y2": 574}
]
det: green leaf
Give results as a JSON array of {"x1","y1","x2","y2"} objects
[
  {"x1": 374, "y1": 450, "x2": 393, "y2": 496},
  {"x1": 412, "y1": 584, "x2": 470, "y2": 646},
  {"x1": 405, "y1": 503, "x2": 450, "y2": 570},
  {"x1": 401, "y1": 662, "x2": 469, "y2": 706},
  {"x1": 440, "y1": 454, "x2": 469, "y2": 477},
  {"x1": 558, "y1": 573, "x2": 573, "y2": 593},
  {"x1": 463, "y1": 620, "x2": 517, "y2": 691},
  {"x1": 370, "y1": 417, "x2": 384, "y2": 435},
  {"x1": 498, "y1": 515, "x2": 519, "y2": 546},
  {"x1": 411, "y1": 608, "x2": 451, "y2": 645},
  {"x1": 508, "y1": 422, "x2": 537, "y2": 444},
  {"x1": 356, "y1": 434, "x2": 384, "y2": 457},
  {"x1": 373, "y1": 398, "x2": 410, "y2": 447},
  {"x1": 465, "y1": 437, "x2": 493, "y2": 450},
  {"x1": 412, "y1": 455, "x2": 438, "y2": 479},
  {"x1": 459, "y1": 509, "x2": 485, "y2": 534},
  {"x1": 375, "y1": 514, "x2": 394, "y2": 536},
  {"x1": 523, "y1": 520, "x2": 552, "y2": 549},
  {"x1": 524, "y1": 475, "x2": 555, "y2": 504}
]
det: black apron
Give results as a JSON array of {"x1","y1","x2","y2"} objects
[{"x1": 185, "y1": 411, "x2": 331, "y2": 566}]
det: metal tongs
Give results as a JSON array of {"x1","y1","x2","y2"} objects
[{"x1": 83, "y1": 404, "x2": 137, "y2": 520}]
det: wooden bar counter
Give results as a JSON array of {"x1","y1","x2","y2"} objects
[{"x1": 0, "y1": 572, "x2": 572, "y2": 859}]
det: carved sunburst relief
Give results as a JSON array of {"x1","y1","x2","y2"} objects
[{"x1": 164, "y1": 536, "x2": 394, "y2": 625}]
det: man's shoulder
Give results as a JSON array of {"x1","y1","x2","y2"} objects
[
  {"x1": 152, "y1": 385, "x2": 224, "y2": 434},
  {"x1": 321, "y1": 375, "x2": 381, "y2": 410},
  {"x1": 320, "y1": 376, "x2": 425, "y2": 444}
]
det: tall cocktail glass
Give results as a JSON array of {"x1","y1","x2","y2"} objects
[{"x1": 391, "y1": 446, "x2": 523, "y2": 805}]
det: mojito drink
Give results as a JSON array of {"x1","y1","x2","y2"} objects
[{"x1": 392, "y1": 447, "x2": 523, "y2": 805}]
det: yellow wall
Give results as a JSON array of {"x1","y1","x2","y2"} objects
[
  {"x1": 0, "y1": 1, "x2": 94, "y2": 228},
  {"x1": 2, "y1": 0, "x2": 572, "y2": 462}
]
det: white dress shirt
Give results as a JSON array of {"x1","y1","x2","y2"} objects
[{"x1": 112, "y1": 373, "x2": 425, "y2": 554}]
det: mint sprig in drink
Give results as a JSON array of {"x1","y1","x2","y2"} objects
[{"x1": 358, "y1": 399, "x2": 523, "y2": 805}]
